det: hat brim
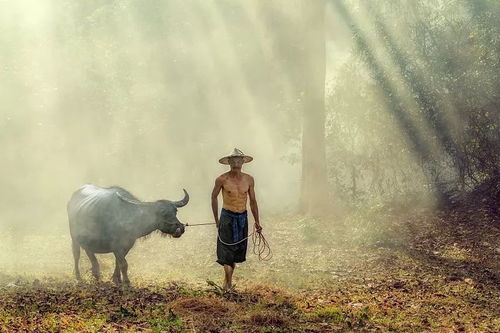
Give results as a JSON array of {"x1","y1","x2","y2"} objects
[{"x1": 219, "y1": 155, "x2": 253, "y2": 165}]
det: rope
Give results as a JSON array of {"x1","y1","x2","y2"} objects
[
  {"x1": 217, "y1": 231, "x2": 253, "y2": 246},
  {"x1": 250, "y1": 225, "x2": 273, "y2": 261},
  {"x1": 185, "y1": 222, "x2": 216, "y2": 226},
  {"x1": 185, "y1": 222, "x2": 272, "y2": 261}
]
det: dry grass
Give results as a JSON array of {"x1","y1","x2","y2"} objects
[
  {"x1": 0, "y1": 206, "x2": 499, "y2": 332},
  {"x1": 171, "y1": 296, "x2": 230, "y2": 316}
]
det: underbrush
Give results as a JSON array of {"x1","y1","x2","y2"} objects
[{"x1": 295, "y1": 203, "x2": 405, "y2": 248}]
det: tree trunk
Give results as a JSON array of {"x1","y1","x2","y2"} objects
[{"x1": 299, "y1": 0, "x2": 329, "y2": 214}]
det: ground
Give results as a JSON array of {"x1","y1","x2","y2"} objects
[{"x1": 0, "y1": 202, "x2": 498, "y2": 332}]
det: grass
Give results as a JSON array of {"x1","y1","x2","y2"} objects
[
  {"x1": 312, "y1": 306, "x2": 344, "y2": 322},
  {"x1": 0, "y1": 205, "x2": 499, "y2": 331}
]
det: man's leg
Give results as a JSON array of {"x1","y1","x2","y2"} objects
[{"x1": 223, "y1": 263, "x2": 235, "y2": 291}]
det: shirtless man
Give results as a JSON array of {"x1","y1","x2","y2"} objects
[{"x1": 211, "y1": 148, "x2": 262, "y2": 291}]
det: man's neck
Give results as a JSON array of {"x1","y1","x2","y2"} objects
[{"x1": 229, "y1": 168, "x2": 242, "y2": 177}]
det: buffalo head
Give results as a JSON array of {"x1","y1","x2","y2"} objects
[{"x1": 155, "y1": 189, "x2": 189, "y2": 237}]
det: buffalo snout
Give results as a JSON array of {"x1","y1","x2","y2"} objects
[{"x1": 172, "y1": 223, "x2": 185, "y2": 238}]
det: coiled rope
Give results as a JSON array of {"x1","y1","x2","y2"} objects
[{"x1": 185, "y1": 222, "x2": 272, "y2": 261}]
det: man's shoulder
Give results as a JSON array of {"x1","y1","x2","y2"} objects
[
  {"x1": 216, "y1": 172, "x2": 253, "y2": 181},
  {"x1": 217, "y1": 172, "x2": 230, "y2": 181},
  {"x1": 242, "y1": 173, "x2": 254, "y2": 181}
]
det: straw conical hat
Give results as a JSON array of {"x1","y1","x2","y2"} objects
[{"x1": 218, "y1": 148, "x2": 253, "y2": 165}]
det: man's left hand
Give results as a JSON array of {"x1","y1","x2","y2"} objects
[{"x1": 255, "y1": 224, "x2": 263, "y2": 233}]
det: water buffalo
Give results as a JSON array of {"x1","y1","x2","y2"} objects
[{"x1": 68, "y1": 184, "x2": 188, "y2": 285}]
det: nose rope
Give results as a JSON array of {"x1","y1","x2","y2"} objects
[
  {"x1": 185, "y1": 222, "x2": 272, "y2": 261},
  {"x1": 185, "y1": 222, "x2": 217, "y2": 226}
]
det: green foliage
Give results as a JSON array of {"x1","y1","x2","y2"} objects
[
  {"x1": 326, "y1": 0, "x2": 499, "y2": 206},
  {"x1": 149, "y1": 309, "x2": 183, "y2": 332},
  {"x1": 314, "y1": 306, "x2": 343, "y2": 322}
]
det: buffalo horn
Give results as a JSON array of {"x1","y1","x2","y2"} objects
[{"x1": 172, "y1": 189, "x2": 189, "y2": 207}]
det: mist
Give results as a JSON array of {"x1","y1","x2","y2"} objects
[
  {"x1": 1, "y1": 0, "x2": 498, "y2": 305},
  {"x1": 1, "y1": 1, "x2": 309, "y2": 227}
]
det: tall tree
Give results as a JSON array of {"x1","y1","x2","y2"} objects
[{"x1": 299, "y1": 0, "x2": 329, "y2": 214}]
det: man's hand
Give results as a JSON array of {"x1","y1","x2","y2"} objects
[{"x1": 255, "y1": 223, "x2": 262, "y2": 233}]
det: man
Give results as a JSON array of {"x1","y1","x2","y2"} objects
[{"x1": 211, "y1": 148, "x2": 262, "y2": 291}]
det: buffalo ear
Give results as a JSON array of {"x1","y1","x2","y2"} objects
[{"x1": 172, "y1": 189, "x2": 189, "y2": 208}]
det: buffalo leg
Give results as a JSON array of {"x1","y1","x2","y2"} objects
[
  {"x1": 114, "y1": 251, "x2": 130, "y2": 285},
  {"x1": 85, "y1": 250, "x2": 101, "y2": 281},
  {"x1": 71, "y1": 239, "x2": 81, "y2": 281},
  {"x1": 112, "y1": 256, "x2": 122, "y2": 285}
]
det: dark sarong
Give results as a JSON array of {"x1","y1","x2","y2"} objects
[{"x1": 216, "y1": 209, "x2": 248, "y2": 266}]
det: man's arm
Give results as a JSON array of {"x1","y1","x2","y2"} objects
[
  {"x1": 248, "y1": 176, "x2": 262, "y2": 232},
  {"x1": 211, "y1": 177, "x2": 223, "y2": 227}
]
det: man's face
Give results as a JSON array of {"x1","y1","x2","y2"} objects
[{"x1": 228, "y1": 156, "x2": 244, "y2": 169}]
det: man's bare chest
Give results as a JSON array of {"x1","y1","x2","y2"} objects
[{"x1": 222, "y1": 179, "x2": 249, "y2": 196}]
